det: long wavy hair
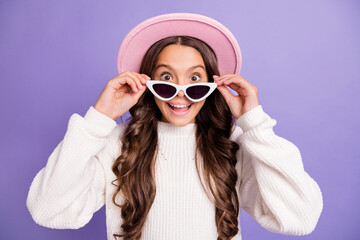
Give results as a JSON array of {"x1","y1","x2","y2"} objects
[{"x1": 111, "y1": 36, "x2": 240, "y2": 240}]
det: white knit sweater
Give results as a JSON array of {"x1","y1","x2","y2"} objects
[{"x1": 26, "y1": 105, "x2": 323, "y2": 240}]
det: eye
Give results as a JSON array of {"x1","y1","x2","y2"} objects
[
  {"x1": 160, "y1": 72, "x2": 172, "y2": 81},
  {"x1": 190, "y1": 74, "x2": 201, "y2": 82}
]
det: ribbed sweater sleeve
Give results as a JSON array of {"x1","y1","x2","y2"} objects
[
  {"x1": 26, "y1": 106, "x2": 119, "y2": 229},
  {"x1": 233, "y1": 105, "x2": 323, "y2": 236}
]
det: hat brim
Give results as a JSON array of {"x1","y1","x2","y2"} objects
[{"x1": 117, "y1": 13, "x2": 242, "y2": 76}]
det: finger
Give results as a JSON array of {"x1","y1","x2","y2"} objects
[
  {"x1": 126, "y1": 71, "x2": 145, "y2": 90},
  {"x1": 213, "y1": 74, "x2": 236, "y2": 82},
  {"x1": 225, "y1": 76, "x2": 253, "y2": 88},
  {"x1": 214, "y1": 75, "x2": 252, "y2": 97},
  {"x1": 141, "y1": 74, "x2": 151, "y2": 83},
  {"x1": 230, "y1": 83, "x2": 257, "y2": 99},
  {"x1": 214, "y1": 76, "x2": 246, "y2": 96},
  {"x1": 219, "y1": 78, "x2": 251, "y2": 94},
  {"x1": 133, "y1": 72, "x2": 150, "y2": 84},
  {"x1": 216, "y1": 85, "x2": 236, "y2": 103},
  {"x1": 223, "y1": 82, "x2": 243, "y2": 94},
  {"x1": 134, "y1": 72, "x2": 149, "y2": 84},
  {"x1": 213, "y1": 74, "x2": 234, "y2": 79},
  {"x1": 123, "y1": 77, "x2": 139, "y2": 93},
  {"x1": 130, "y1": 81, "x2": 148, "y2": 100},
  {"x1": 216, "y1": 75, "x2": 233, "y2": 84},
  {"x1": 120, "y1": 71, "x2": 143, "y2": 90},
  {"x1": 135, "y1": 73, "x2": 151, "y2": 87},
  {"x1": 216, "y1": 75, "x2": 237, "y2": 83},
  {"x1": 216, "y1": 76, "x2": 236, "y2": 90},
  {"x1": 213, "y1": 75, "x2": 226, "y2": 82},
  {"x1": 218, "y1": 84, "x2": 241, "y2": 96},
  {"x1": 116, "y1": 74, "x2": 144, "y2": 93},
  {"x1": 215, "y1": 74, "x2": 249, "y2": 85},
  {"x1": 217, "y1": 85, "x2": 245, "y2": 112}
]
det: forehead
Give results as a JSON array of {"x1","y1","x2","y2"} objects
[{"x1": 156, "y1": 44, "x2": 205, "y2": 69}]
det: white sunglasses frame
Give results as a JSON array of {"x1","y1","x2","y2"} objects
[{"x1": 146, "y1": 80, "x2": 217, "y2": 102}]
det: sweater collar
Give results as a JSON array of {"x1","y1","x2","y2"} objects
[{"x1": 157, "y1": 121, "x2": 196, "y2": 137}]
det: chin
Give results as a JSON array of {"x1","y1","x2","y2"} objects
[
  {"x1": 170, "y1": 119, "x2": 194, "y2": 127},
  {"x1": 161, "y1": 115, "x2": 195, "y2": 127}
]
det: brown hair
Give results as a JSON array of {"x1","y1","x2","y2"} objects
[{"x1": 111, "y1": 36, "x2": 240, "y2": 239}]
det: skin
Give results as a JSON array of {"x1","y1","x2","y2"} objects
[
  {"x1": 215, "y1": 74, "x2": 259, "y2": 119},
  {"x1": 152, "y1": 44, "x2": 209, "y2": 127},
  {"x1": 94, "y1": 43, "x2": 260, "y2": 124}
]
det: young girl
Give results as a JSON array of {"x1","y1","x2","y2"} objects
[{"x1": 26, "y1": 13, "x2": 323, "y2": 240}]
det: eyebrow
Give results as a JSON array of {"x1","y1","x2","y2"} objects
[{"x1": 155, "y1": 64, "x2": 205, "y2": 72}]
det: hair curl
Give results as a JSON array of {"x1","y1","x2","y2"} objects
[{"x1": 111, "y1": 36, "x2": 240, "y2": 240}]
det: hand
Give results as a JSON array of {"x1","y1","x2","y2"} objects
[
  {"x1": 214, "y1": 74, "x2": 259, "y2": 119},
  {"x1": 94, "y1": 71, "x2": 150, "y2": 120}
]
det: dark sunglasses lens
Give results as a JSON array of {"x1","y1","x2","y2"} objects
[
  {"x1": 186, "y1": 85, "x2": 210, "y2": 99},
  {"x1": 153, "y1": 83, "x2": 176, "y2": 98}
]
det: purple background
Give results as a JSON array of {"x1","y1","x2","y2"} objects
[{"x1": 1, "y1": 0, "x2": 359, "y2": 239}]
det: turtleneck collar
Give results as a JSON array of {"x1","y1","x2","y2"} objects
[{"x1": 157, "y1": 121, "x2": 196, "y2": 137}]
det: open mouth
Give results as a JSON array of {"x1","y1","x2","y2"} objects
[
  {"x1": 166, "y1": 103, "x2": 194, "y2": 115},
  {"x1": 167, "y1": 103, "x2": 193, "y2": 110}
]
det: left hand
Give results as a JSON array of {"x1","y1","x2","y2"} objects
[{"x1": 214, "y1": 74, "x2": 259, "y2": 119}]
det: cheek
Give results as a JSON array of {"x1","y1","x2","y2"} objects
[
  {"x1": 193, "y1": 101, "x2": 206, "y2": 114},
  {"x1": 154, "y1": 98, "x2": 166, "y2": 111}
]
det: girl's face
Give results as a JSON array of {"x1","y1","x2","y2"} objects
[{"x1": 152, "y1": 44, "x2": 209, "y2": 127}]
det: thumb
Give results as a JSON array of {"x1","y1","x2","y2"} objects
[{"x1": 217, "y1": 85, "x2": 234, "y2": 103}]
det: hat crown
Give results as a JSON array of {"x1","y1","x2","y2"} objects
[{"x1": 117, "y1": 13, "x2": 242, "y2": 75}]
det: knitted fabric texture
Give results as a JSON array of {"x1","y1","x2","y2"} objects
[{"x1": 26, "y1": 105, "x2": 323, "y2": 239}]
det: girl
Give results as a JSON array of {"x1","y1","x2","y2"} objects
[{"x1": 26, "y1": 13, "x2": 323, "y2": 240}]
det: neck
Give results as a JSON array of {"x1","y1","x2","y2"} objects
[{"x1": 157, "y1": 120, "x2": 196, "y2": 137}]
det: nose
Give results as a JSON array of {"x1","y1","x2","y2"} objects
[{"x1": 177, "y1": 90, "x2": 185, "y2": 97}]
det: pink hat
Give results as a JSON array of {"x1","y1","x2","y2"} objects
[{"x1": 116, "y1": 13, "x2": 242, "y2": 76}]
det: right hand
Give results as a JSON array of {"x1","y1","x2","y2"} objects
[{"x1": 94, "y1": 71, "x2": 151, "y2": 120}]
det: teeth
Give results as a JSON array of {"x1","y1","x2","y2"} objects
[{"x1": 169, "y1": 103, "x2": 191, "y2": 108}]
